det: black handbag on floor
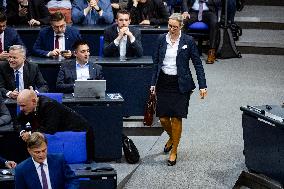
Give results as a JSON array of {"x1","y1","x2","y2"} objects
[{"x1": 122, "y1": 134, "x2": 140, "y2": 164}]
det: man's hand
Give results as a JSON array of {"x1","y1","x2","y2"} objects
[
  {"x1": 182, "y1": 12, "x2": 190, "y2": 19},
  {"x1": 61, "y1": 50, "x2": 72, "y2": 59},
  {"x1": 5, "y1": 161, "x2": 17, "y2": 169},
  {"x1": 49, "y1": 49, "x2": 61, "y2": 57},
  {"x1": 28, "y1": 19, "x2": 40, "y2": 26},
  {"x1": 0, "y1": 51, "x2": 10, "y2": 60},
  {"x1": 133, "y1": 0, "x2": 138, "y2": 7},
  {"x1": 111, "y1": 3, "x2": 120, "y2": 9},
  {"x1": 18, "y1": 7, "x2": 28, "y2": 17},
  {"x1": 199, "y1": 88, "x2": 207, "y2": 99},
  {"x1": 21, "y1": 131, "x2": 31, "y2": 142},
  {"x1": 89, "y1": 0, "x2": 97, "y2": 9},
  {"x1": 140, "y1": 20, "x2": 150, "y2": 25},
  {"x1": 150, "y1": 86, "x2": 156, "y2": 95},
  {"x1": 9, "y1": 90, "x2": 19, "y2": 99}
]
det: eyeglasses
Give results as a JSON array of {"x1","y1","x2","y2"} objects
[
  {"x1": 52, "y1": 24, "x2": 66, "y2": 29},
  {"x1": 168, "y1": 24, "x2": 179, "y2": 29}
]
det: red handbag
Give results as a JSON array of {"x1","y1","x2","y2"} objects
[{"x1": 143, "y1": 92, "x2": 156, "y2": 127}]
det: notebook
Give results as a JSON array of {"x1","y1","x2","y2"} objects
[{"x1": 74, "y1": 80, "x2": 106, "y2": 98}]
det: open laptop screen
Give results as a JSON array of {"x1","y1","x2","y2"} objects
[{"x1": 74, "y1": 80, "x2": 106, "y2": 98}]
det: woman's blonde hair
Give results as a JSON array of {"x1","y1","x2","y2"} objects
[{"x1": 169, "y1": 13, "x2": 184, "y2": 27}]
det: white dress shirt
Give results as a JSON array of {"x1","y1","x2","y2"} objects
[
  {"x1": 192, "y1": 0, "x2": 209, "y2": 11},
  {"x1": 76, "y1": 62, "x2": 90, "y2": 80},
  {"x1": 114, "y1": 27, "x2": 136, "y2": 58},
  {"x1": 32, "y1": 158, "x2": 52, "y2": 189},
  {"x1": 0, "y1": 32, "x2": 4, "y2": 51},
  {"x1": 161, "y1": 31, "x2": 182, "y2": 75},
  {"x1": 54, "y1": 33, "x2": 65, "y2": 50}
]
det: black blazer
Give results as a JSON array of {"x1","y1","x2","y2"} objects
[
  {"x1": 0, "y1": 156, "x2": 6, "y2": 167},
  {"x1": 17, "y1": 95, "x2": 89, "y2": 134},
  {"x1": 0, "y1": 61, "x2": 48, "y2": 97},
  {"x1": 6, "y1": 0, "x2": 50, "y2": 26},
  {"x1": 56, "y1": 60, "x2": 104, "y2": 93},
  {"x1": 103, "y1": 24, "x2": 143, "y2": 57},
  {"x1": 127, "y1": 0, "x2": 169, "y2": 25},
  {"x1": 151, "y1": 33, "x2": 207, "y2": 93}
]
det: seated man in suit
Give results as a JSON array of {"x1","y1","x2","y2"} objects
[
  {"x1": 15, "y1": 132, "x2": 78, "y2": 189},
  {"x1": 56, "y1": 40, "x2": 103, "y2": 93},
  {"x1": 182, "y1": 0, "x2": 219, "y2": 64},
  {"x1": 126, "y1": 0, "x2": 169, "y2": 25},
  {"x1": 0, "y1": 96, "x2": 11, "y2": 126},
  {"x1": 104, "y1": 9, "x2": 143, "y2": 58},
  {"x1": 72, "y1": 0, "x2": 114, "y2": 25},
  {"x1": 0, "y1": 155, "x2": 16, "y2": 168},
  {"x1": 6, "y1": 0, "x2": 50, "y2": 26},
  {"x1": 33, "y1": 11, "x2": 81, "y2": 58},
  {"x1": 17, "y1": 89, "x2": 93, "y2": 161},
  {"x1": 0, "y1": 11, "x2": 24, "y2": 61},
  {"x1": 0, "y1": 45, "x2": 48, "y2": 99}
]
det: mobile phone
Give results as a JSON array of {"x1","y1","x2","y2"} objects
[{"x1": 60, "y1": 50, "x2": 69, "y2": 55}]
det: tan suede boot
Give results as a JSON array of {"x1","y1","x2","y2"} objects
[
  {"x1": 160, "y1": 117, "x2": 173, "y2": 153},
  {"x1": 206, "y1": 49, "x2": 216, "y2": 64},
  {"x1": 168, "y1": 117, "x2": 182, "y2": 166}
]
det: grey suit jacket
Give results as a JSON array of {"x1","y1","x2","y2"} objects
[{"x1": 56, "y1": 60, "x2": 104, "y2": 93}]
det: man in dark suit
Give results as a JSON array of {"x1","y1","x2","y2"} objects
[
  {"x1": 0, "y1": 155, "x2": 17, "y2": 168},
  {"x1": 56, "y1": 40, "x2": 103, "y2": 93},
  {"x1": 6, "y1": 0, "x2": 50, "y2": 26},
  {"x1": 0, "y1": 45, "x2": 48, "y2": 99},
  {"x1": 33, "y1": 11, "x2": 81, "y2": 58},
  {"x1": 15, "y1": 132, "x2": 78, "y2": 189},
  {"x1": 182, "y1": 0, "x2": 219, "y2": 64},
  {"x1": 104, "y1": 9, "x2": 143, "y2": 58},
  {"x1": 0, "y1": 11, "x2": 24, "y2": 61},
  {"x1": 17, "y1": 89, "x2": 93, "y2": 161}
]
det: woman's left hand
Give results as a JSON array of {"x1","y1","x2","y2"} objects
[{"x1": 199, "y1": 88, "x2": 207, "y2": 99}]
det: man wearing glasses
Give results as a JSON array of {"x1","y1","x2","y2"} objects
[{"x1": 32, "y1": 12, "x2": 82, "y2": 58}]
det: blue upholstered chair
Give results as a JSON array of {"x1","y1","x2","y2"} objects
[
  {"x1": 45, "y1": 131, "x2": 87, "y2": 164},
  {"x1": 38, "y1": 93, "x2": 63, "y2": 103},
  {"x1": 187, "y1": 21, "x2": 209, "y2": 55},
  {"x1": 99, "y1": 35, "x2": 104, "y2": 57}
]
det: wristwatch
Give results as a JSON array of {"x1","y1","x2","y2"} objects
[{"x1": 95, "y1": 6, "x2": 102, "y2": 12}]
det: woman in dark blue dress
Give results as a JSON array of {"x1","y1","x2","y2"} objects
[{"x1": 150, "y1": 13, "x2": 207, "y2": 166}]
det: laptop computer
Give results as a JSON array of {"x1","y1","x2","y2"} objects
[{"x1": 74, "y1": 80, "x2": 106, "y2": 98}]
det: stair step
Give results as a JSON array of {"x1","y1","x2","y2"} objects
[
  {"x1": 246, "y1": 0, "x2": 284, "y2": 6},
  {"x1": 236, "y1": 29, "x2": 284, "y2": 55},
  {"x1": 235, "y1": 6, "x2": 284, "y2": 29}
]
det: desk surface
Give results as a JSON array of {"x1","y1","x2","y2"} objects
[
  {"x1": 27, "y1": 56, "x2": 153, "y2": 66},
  {"x1": 4, "y1": 93, "x2": 124, "y2": 105},
  {"x1": 14, "y1": 25, "x2": 168, "y2": 33}
]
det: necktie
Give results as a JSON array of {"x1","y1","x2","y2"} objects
[
  {"x1": 0, "y1": 37, "x2": 3, "y2": 53},
  {"x1": 55, "y1": 35, "x2": 60, "y2": 49},
  {"x1": 15, "y1": 70, "x2": 19, "y2": 91},
  {"x1": 198, "y1": 0, "x2": 204, "y2": 21},
  {"x1": 40, "y1": 163, "x2": 48, "y2": 189}
]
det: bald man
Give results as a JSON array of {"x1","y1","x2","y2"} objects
[{"x1": 17, "y1": 89, "x2": 89, "y2": 141}]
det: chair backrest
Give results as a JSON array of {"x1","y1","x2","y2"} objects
[
  {"x1": 99, "y1": 35, "x2": 104, "y2": 57},
  {"x1": 38, "y1": 93, "x2": 63, "y2": 103},
  {"x1": 188, "y1": 21, "x2": 209, "y2": 31},
  {"x1": 45, "y1": 131, "x2": 87, "y2": 164}
]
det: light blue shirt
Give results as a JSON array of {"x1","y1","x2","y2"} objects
[
  {"x1": 47, "y1": 0, "x2": 72, "y2": 8},
  {"x1": 76, "y1": 62, "x2": 90, "y2": 80},
  {"x1": 14, "y1": 66, "x2": 24, "y2": 91}
]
